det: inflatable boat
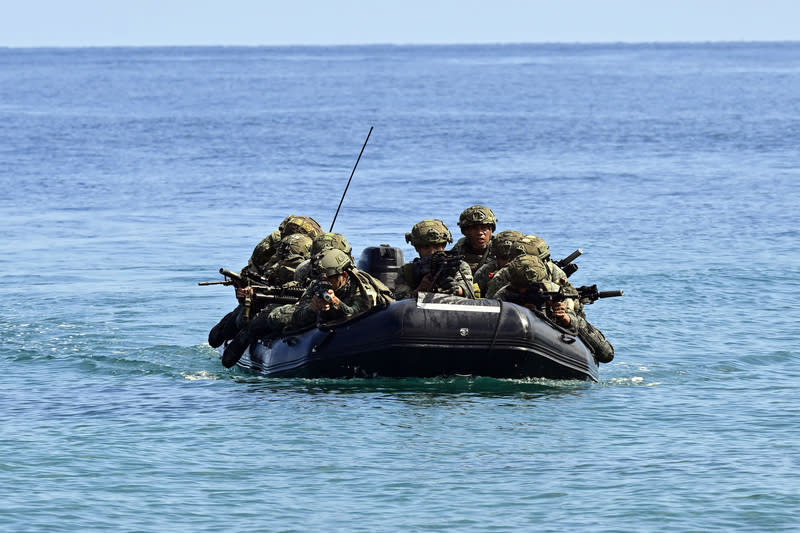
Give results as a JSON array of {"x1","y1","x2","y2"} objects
[{"x1": 232, "y1": 292, "x2": 599, "y2": 381}]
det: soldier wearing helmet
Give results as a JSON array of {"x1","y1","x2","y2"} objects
[
  {"x1": 209, "y1": 214, "x2": 321, "y2": 350},
  {"x1": 494, "y1": 255, "x2": 615, "y2": 364},
  {"x1": 393, "y1": 219, "x2": 475, "y2": 300},
  {"x1": 450, "y1": 205, "x2": 498, "y2": 274},
  {"x1": 216, "y1": 233, "x2": 314, "y2": 365},
  {"x1": 288, "y1": 248, "x2": 394, "y2": 330},
  {"x1": 485, "y1": 234, "x2": 583, "y2": 315},
  {"x1": 221, "y1": 248, "x2": 395, "y2": 366},
  {"x1": 293, "y1": 232, "x2": 353, "y2": 286},
  {"x1": 473, "y1": 229, "x2": 524, "y2": 297}
]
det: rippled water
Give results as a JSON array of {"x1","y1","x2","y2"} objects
[{"x1": 1, "y1": 43, "x2": 799, "y2": 532}]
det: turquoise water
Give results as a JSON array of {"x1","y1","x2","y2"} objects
[{"x1": 1, "y1": 43, "x2": 799, "y2": 532}]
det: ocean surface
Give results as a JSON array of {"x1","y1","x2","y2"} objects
[{"x1": 1, "y1": 42, "x2": 798, "y2": 532}]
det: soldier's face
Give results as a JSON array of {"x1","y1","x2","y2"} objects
[
  {"x1": 323, "y1": 272, "x2": 348, "y2": 290},
  {"x1": 416, "y1": 243, "x2": 445, "y2": 258},
  {"x1": 465, "y1": 225, "x2": 492, "y2": 250}
]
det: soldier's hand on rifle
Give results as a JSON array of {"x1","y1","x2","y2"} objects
[
  {"x1": 236, "y1": 286, "x2": 254, "y2": 300},
  {"x1": 548, "y1": 300, "x2": 571, "y2": 327},
  {"x1": 416, "y1": 274, "x2": 434, "y2": 293},
  {"x1": 311, "y1": 290, "x2": 339, "y2": 313}
]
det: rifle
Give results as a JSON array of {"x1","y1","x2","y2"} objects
[
  {"x1": 252, "y1": 285, "x2": 307, "y2": 305},
  {"x1": 503, "y1": 282, "x2": 571, "y2": 312},
  {"x1": 413, "y1": 251, "x2": 464, "y2": 292},
  {"x1": 198, "y1": 268, "x2": 243, "y2": 287},
  {"x1": 576, "y1": 284, "x2": 624, "y2": 305},
  {"x1": 555, "y1": 248, "x2": 582, "y2": 278}
]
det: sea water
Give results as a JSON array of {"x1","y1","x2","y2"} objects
[{"x1": 1, "y1": 43, "x2": 798, "y2": 532}]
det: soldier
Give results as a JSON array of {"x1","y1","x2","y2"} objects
[
  {"x1": 393, "y1": 219, "x2": 475, "y2": 300},
  {"x1": 221, "y1": 248, "x2": 395, "y2": 368},
  {"x1": 473, "y1": 229, "x2": 524, "y2": 297},
  {"x1": 450, "y1": 205, "x2": 498, "y2": 274},
  {"x1": 485, "y1": 235, "x2": 573, "y2": 301},
  {"x1": 290, "y1": 248, "x2": 395, "y2": 328},
  {"x1": 293, "y1": 232, "x2": 353, "y2": 286},
  {"x1": 207, "y1": 215, "x2": 320, "y2": 348},
  {"x1": 494, "y1": 255, "x2": 614, "y2": 363},
  {"x1": 215, "y1": 233, "x2": 312, "y2": 360}
]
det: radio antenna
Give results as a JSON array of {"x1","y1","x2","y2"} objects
[{"x1": 329, "y1": 126, "x2": 373, "y2": 232}]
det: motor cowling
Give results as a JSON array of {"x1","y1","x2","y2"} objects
[{"x1": 357, "y1": 244, "x2": 404, "y2": 291}]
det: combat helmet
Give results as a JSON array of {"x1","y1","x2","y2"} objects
[
  {"x1": 492, "y1": 230, "x2": 524, "y2": 259},
  {"x1": 519, "y1": 234, "x2": 550, "y2": 260},
  {"x1": 315, "y1": 248, "x2": 354, "y2": 278},
  {"x1": 405, "y1": 219, "x2": 453, "y2": 248},
  {"x1": 275, "y1": 233, "x2": 313, "y2": 261},
  {"x1": 311, "y1": 232, "x2": 352, "y2": 256},
  {"x1": 507, "y1": 254, "x2": 547, "y2": 288},
  {"x1": 504, "y1": 234, "x2": 551, "y2": 262},
  {"x1": 457, "y1": 205, "x2": 497, "y2": 232},
  {"x1": 278, "y1": 214, "x2": 323, "y2": 239}
]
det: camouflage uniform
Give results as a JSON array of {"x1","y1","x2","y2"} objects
[
  {"x1": 485, "y1": 235, "x2": 580, "y2": 317},
  {"x1": 394, "y1": 259, "x2": 475, "y2": 300},
  {"x1": 242, "y1": 215, "x2": 322, "y2": 281},
  {"x1": 289, "y1": 269, "x2": 394, "y2": 328},
  {"x1": 494, "y1": 255, "x2": 614, "y2": 363},
  {"x1": 394, "y1": 219, "x2": 475, "y2": 300},
  {"x1": 473, "y1": 229, "x2": 523, "y2": 297},
  {"x1": 209, "y1": 234, "x2": 312, "y2": 350}
]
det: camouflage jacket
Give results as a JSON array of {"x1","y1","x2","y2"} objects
[
  {"x1": 243, "y1": 229, "x2": 282, "y2": 278},
  {"x1": 292, "y1": 259, "x2": 314, "y2": 286},
  {"x1": 393, "y1": 258, "x2": 475, "y2": 300},
  {"x1": 290, "y1": 270, "x2": 395, "y2": 328},
  {"x1": 473, "y1": 258, "x2": 500, "y2": 298},
  {"x1": 487, "y1": 260, "x2": 583, "y2": 315},
  {"x1": 449, "y1": 236, "x2": 494, "y2": 273}
]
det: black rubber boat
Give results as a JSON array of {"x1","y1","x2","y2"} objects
[{"x1": 232, "y1": 292, "x2": 599, "y2": 381}]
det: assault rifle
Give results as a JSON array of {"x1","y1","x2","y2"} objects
[
  {"x1": 412, "y1": 251, "x2": 464, "y2": 291},
  {"x1": 575, "y1": 284, "x2": 624, "y2": 305},
  {"x1": 505, "y1": 282, "x2": 623, "y2": 310},
  {"x1": 198, "y1": 268, "x2": 248, "y2": 287},
  {"x1": 555, "y1": 248, "x2": 582, "y2": 278},
  {"x1": 198, "y1": 267, "x2": 272, "y2": 288},
  {"x1": 502, "y1": 282, "x2": 571, "y2": 312},
  {"x1": 199, "y1": 268, "x2": 305, "y2": 323}
]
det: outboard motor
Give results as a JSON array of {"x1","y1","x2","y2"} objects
[{"x1": 358, "y1": 244, "x2": 404, "y2": 291}]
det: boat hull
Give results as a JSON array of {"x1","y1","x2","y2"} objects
[{"x1": 234, "y1": 293, "x2": 599, "y2": 381}]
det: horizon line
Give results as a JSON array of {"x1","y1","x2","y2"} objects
[{"x1": 3, "y1": 39, "x2": 799, "y2": 50}]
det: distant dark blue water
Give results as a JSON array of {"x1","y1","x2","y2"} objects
[{"x1": 1, "y1": 43, "x2": 798, "y2": 532}]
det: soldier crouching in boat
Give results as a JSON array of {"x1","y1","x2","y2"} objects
[
  {"x1": 393, "y1": 219, "x2": 475, "y2": 300},
  {"x1": 494, "y1": 255, "x2": 614, "y2": 363},
  {"x1": 221, "y1": 248, "x2": 394, "y2": 368},
  {"x1": 207, "y1": 215, "x2": 322, "y2": 348}
]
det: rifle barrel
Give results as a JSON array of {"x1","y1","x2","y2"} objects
[{"x1": 598, "y1": 290, "x2": 624, "y2": 298}]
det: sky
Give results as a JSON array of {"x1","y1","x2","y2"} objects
[{"x1": 1, "y1": 0, "x2": 798, "y2": 47}]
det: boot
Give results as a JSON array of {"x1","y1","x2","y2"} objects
[
  {"x1": 208, "y1": 309, "x2": 239, "y2": 348},
  {"x1": 221, "y1": 333, "x2": 249, "y2": 368}
]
